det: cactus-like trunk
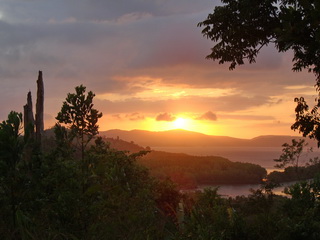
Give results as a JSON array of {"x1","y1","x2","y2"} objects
[
  {"x1": 23, "y1": 91, "x2": 35, "y2": 139},
  {"x1": 35, "y1": 71, "x2": 44, "y2": 146}
]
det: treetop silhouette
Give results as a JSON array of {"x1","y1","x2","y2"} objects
[{"x1": 198, "y1": 0, "x2": 320, "y2": 86}]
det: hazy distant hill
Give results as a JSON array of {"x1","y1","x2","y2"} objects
[{"x1": 100, "y1": 129, "x2": 316, "y2": 148}]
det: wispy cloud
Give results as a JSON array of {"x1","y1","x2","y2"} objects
[
  {"x1": 196, "y1": 111, "x2": 217, "y2": 121},
  {"x1": 156, "y1": 112, "x2": 176, "y2": 122},
  {"x1": 125, "y1": 112, "x2": 145, "y2": 121}
]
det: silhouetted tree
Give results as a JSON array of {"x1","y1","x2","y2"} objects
[
  {"x1": 56, "y1": 84, "x2": 102, "y2": 161},
  {"x1": 274, "y1": 139, "x2": 307, "y2": 174}
]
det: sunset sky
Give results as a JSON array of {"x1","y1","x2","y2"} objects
[{"x1": 0, "y1": 0, "x2": 317, "y2": 139}]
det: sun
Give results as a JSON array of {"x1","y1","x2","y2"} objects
[{"x1": 173, "y1": 117, "x2": 188, "y2": 129}]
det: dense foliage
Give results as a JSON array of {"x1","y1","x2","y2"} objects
[
  {"x1": 174, "y1": 176, "x2": 320, "y2": 240},
  {"x1": 2, "y1": 86, "x2": 320, "y2": 239},
  {"x1": 0, "y1": 88, "x2": 181, "y2": 239}
]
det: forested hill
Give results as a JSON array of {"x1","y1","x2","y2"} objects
[
  {"x1": 105, "y1": 136, "x2": 266, "y2": 189},
  {"x1": 105, "y1": 137, "x2": 145, "y2": 152},
  {"x1": 139, "y1": 151, "x2": 266, "y2": 189},
  {"x1": 101, "y1": 129, "x2": 316, "y2": 148}
]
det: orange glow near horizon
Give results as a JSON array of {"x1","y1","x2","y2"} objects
[
  {"x1": 97, "y1": 112, "x2": 302, "y2": 139},
  {"x1": 153, "y1": 116, "x2": 206, "y2": 133},
  {"x1": 93, "y1": 77, "x2": 302, "y2": 139},
  {"x1": 100, "y1": 114, "x2": 221, "y2": 136},
  {"x1": 173, "y1": 117, "x2": 188, "y2": 129},
  {"x1": 95, "y1": 96, "x2": 303, "y2": 139}
]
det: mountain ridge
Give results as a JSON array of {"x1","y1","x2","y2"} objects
[{"x1": 100, "y1": 129, "x2": 316, "y2": 148}]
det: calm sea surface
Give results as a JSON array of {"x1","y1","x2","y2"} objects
[{"x1": 153, "y1": 146, "x2": 320, "y2": 197}]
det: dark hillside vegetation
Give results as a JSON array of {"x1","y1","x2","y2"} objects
[
  {"x1": 140, "y1": 151, "x2": 266, "y2": 189},
  {"x1": 105, "y1": 137, "x2": 267, "y2": 189},
  {"x1": 268, "y1": 163, "x2": 320, "y2": 183}
]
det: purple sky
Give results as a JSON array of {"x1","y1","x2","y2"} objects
[{"x1": 0, "y1": 0, "x2": 317, "y2": 138}]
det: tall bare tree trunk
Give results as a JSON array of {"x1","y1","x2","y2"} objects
[
  {"x1": 23, "y1": 91, "x2": 35, "y2": 139},
  {"x1": 35, "y1": 71, "x2": 44, "y2": 147}
]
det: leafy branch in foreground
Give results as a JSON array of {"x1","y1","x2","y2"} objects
[
  {"x1": 198, "y1": 0, "x2": 320, "y2": 85},
  {"x1": 291, "y1": 97, "x2": 320, "y2": 147}
]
